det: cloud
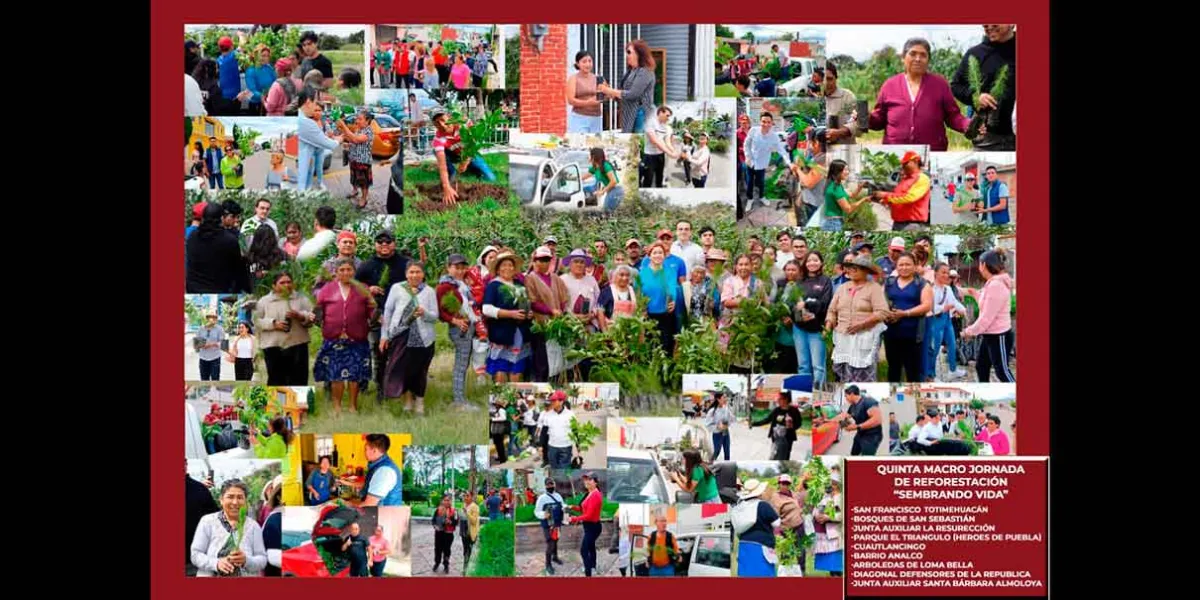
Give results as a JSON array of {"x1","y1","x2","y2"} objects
[{"x1": 824, "y1": 25, "x2": 986, "y2": 61}]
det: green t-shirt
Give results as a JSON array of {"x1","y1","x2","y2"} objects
[
  {"x1": 221, "y1": 155, "x2": 244, "y2": 188},
  {"x1": 589, "y1": 162, "x2": 615, "y2": 188},
  {"x1": 825, "y1": 181, "x2": 850, "y2": 217},
  {"x1": 692, "y1": 466, "x2": 719, "y2": 502}
]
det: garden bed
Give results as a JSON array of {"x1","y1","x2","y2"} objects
[{"x1": 410, "y1": 183, "x2": 511, "y2": 211}]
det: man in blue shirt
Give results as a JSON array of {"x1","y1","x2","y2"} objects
[
  {"x1": 979, "y1": 166, "x2": 1012, "y2": 225},
  {"x1": 216, "y1": 37, "x2": 250, "y2": 107},
  {"x1": 357, "y1": 434, "x2": 403, "y2": 506},
  {"x1": 296, "y1": 89, "x2": 343, "y2": 191},
  {"x1": 754, "y1": 73, "x2": 776, "y2": 98},
  {"x1": 485, "y1": 489, "x2": 502, "y2": 520},
  {"x1": 203, "y1": 137, "x2": 224, "y2": 189}
]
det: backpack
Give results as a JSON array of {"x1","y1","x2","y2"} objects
[
  {"x1": 731, "y1": 499, "x2": 761, "y2": 535},
  {"x1": 541, "y1": 492, "x2": 564, "y2": 527},
  {"x1": 277, "y1": 77, "x2": 299, "y2": 116}
]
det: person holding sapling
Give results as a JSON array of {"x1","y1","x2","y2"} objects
[
  {"x1": 952, "y1": 25, "x2": 1016, "y2": 151},
  {"x1": 671, "y1": 449, "x2": 720, "y2": 504},
  {"x1": 525, "y1": 245, "x2": 571, "y2": 381},
  {"x1": 336, "y1": 110, "x2": 376, "y2": 209},
  {"x1": 867, "y1": 38, "x2": 970, "y2": 151},
  {"x1": 430, "y1": 107, "x2": 497, "y2": 205},
  {"x1": 579, "y1": 148, "x2": 625, "y2": 212},
  {"x1": 822, "y1": 385, "x2": 884, "y2": 456},
  {"x1": 381, "y1": 262, "x2": 440, "y2": 415},
  {"x1": 639, "y1": 242, "x2": 682, "y2": 356},
  {"x1": 560, "y1": 248, "x2": 602, "y2": 334},
  {"x1": 646, "y1": 514, "x2": 680, "y2": 576},
  {"x1": 255, "y1": 272, "x2": 316, "y2": 386},
  {"x1": 194, "y1": 311, "x2": 227, "y2": 381},
  {"x1": 770, "y1": 259, "x2": 804, "y2": 374},
  {"x1": 822, "y1": 159, "x2": 871, "y2": 233},
  {"x1": 313, "y1": 258, "x2": 377, "y2": 414},
  {"x1": 437, "y1": 253, "x2": 483, "y2": 411},
  {"x1": 482, "y1": 250, "x2": 533, "y2": 383},
  {"x1": 356, "y1": 231, "x2": 413, "y2": 393},
  {"x1": 191, "y1": 479, "x2": 267, "y2": 577},
  {"x1": 717, "y1": 254, "x2": 766, "y2": 363},
  {"x1": 641, "y1": 105, "x2": 681, "y2": 188},
  {"x1": 812, "y1": 480, "x2": 844, "y2": 576}
]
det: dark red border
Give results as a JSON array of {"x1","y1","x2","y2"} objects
[{"x1": 154, "y1": 6, "x2": 1047, "y2": 596}]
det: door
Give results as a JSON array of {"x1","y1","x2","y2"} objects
[
  {"x1": 541, "y1": 164, "x2": 585, "y2": 207},
  {"x1": 689, "y1": 533, "x2": 732, "y2": 576}
]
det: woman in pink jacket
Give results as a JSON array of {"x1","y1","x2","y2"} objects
[
  {"x1": 963, "y1": 248, "x2": 1014, "y2": 382},
  {"x1": 975, "y1": 414, "x2": 1011, "y2": 455},
  {"x1": 264, "y1": 58, "x2": 303, "y2": 116},
  {"x1": 867, "y1": 38, "x2": 970, "y2": 151},
  {"x1": 313, "y1": 258, "x2": 378, "y2": 413}
]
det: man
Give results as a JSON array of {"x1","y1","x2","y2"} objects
[
  {"x1": 888, "y1": 413, "x2": 902, "y2": 453},
  {"x1": 670, "y1": 220, "x2": 706, "y2": 274},
  {"x1": 195, "y1": 312, "x2": 226, "y2": 381},
  {"x1": 774, "y1": 230, "x2": 795, "y2": 266},
  {"x1": 204, "y1": 137, "x2": 224, "y2": 189},
  {"x1": 185, "y1": 39, "x2": 202, "y2": 76},
  {"x1": 624, "y1": 238, "x2": 643, "y2": 268},
  {"x1": 822, "y1": 63, "x2": 860, "y2": 145},
  {"x1": 239, "y1": 198, "x2": 279, "y2": 243},
  {"x1": 977, "y1": 166, "x2": 1012, "y2": 225},
  {"x1": 486, "y1": 488, "x2": 502, "y2": 520},
  {"x1": 299, "y1": 31, "x2": 334, "y2": 83},
  {"x1": 790, "y1": 236, "x2": 809, "y2": 261},
  {"x1": 754, "y1": 70, "x2": 776, "y2": 98},
  {"x1": 806, "y1": 67, "x2": 824, "y2": 97},
  {"x1": 831, "y1": 251, "x2": 855, "y2": 291},
  {"x1": 306, "y1": 456, "x2": 338, "y2": 505},
  {"x1": 698, "y1": 226, "x2": 717, "y2": 257},
  {"x1": 878, "y1": 237, "x2": 905, "y2": 275},
  {"x1": 185, "y1": 463, "x2": 218, "y2": 576},
  {"x1": 915, "y1": 408, "x2": 945, "y2": 454},
  {"x1": 872, "y1": 150, "x2": 931, "y2": 231},
  {"x1": 950, "y1": 410, "x2": 968, "y2": 438},
  {"x1": 315, "y1": 231, "x2": 363, "y2": 293},
  {"x1": 535, "y1": 477, "x2": 566, "y2": 574},
  {"x1": 734, "y1": 74, "x2": 754, "y2": 98},
  {"x1": 974, "y1": 410, "x2": 988, "y2": 437},
  {"x1": 186, "y1": 201, "x2": 207, "y2": 240},
  {"x1": 827, "y1": 385, "x2": 884, "y2": 456},
  {"x1": 354, "y1": 231, "x2": 410, "y2": 392},
  {"x1": 431, "y1": 493, "x2": 458, "y2": 574},
  {"x1": 539, "y1": 390, "x2": 576, "y2": 469},
  {"x1": 641, "y1": 105, "x2": 680, "y2": 189},
  {"x1": 853, "y1": 240, "x2": 874, "y2": 260},
  {"x1": 354, "y1": 434, "x2": 403, "y2": 506},
  {"x1": 898, "y1": 413, "x2": 926, "y2": 454},
  {"x1": 541, "y1": 235, "x2": 563, "y2": 274},
  {"x1": 912, "y1": 235, "x2": 934, "y2": 276},
  {"x1": 591, "y1": 239, "x2": 610, "y2": 286},
  {"x1": 216, "y1": 36, "x2": 251, "y2": 109},
  {"x1": 342, "y1": 522, "x2": 371, "y2": 577},
  {"x1": 952, "y1": 25, "x2": 1016, "y2": 151},
  {"x1": 297, "y1": 206, "x2": 339, "y2": 262},
  {"x1": 745, "y1": 112, "x2": 800, "y2": 210},
  {"x1": 750, "y1": 391, "x2": 804, "y2": 460},
  {"x1": 646, "y1": 514, "x2": 679, "y2": 576},
  {"x1": 952, "y1": 172, "x2": 983, "y2": 225},
  {"x1": 461, "y1": 492, "x2": 481, "y2": 574},
  {"x1": 296, "y1": 88, "x2": 343, "y2": 192}
]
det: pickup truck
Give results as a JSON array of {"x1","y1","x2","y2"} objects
[{"x1": 510, "y1": 151, "x2": 606, "y2": 212}]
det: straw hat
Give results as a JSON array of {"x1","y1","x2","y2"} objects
[
  {"x1": 487, "y1": 249, "x2": 523, "y2": 275},
  {"x1": 739, "y1": 478, "x2": 768, "y2": 500},
  {"x1": 842, "y1": 254, "x2": 882, "y2": 275}
]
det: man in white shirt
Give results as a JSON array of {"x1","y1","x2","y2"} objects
[
  {"x1": 744, "y1": 112, "x2": 799, "y2": 209},
  {"x1": 775, "y1": 230, "x2": 795, "y2": 266},
  {"x1": 538, "y1": 391, "x2": 576, "y2": 469},
  {"x1": 297, "y1": 206, "x2": 338, "y2": 262},
  {"x1": 916, "y1": 409, "x2": 944, "y2": 452},
  {"x1": 641, "y1": 106, "x2": 681, "y2": 188},
  {"x1": 670, "y1": 220, "x2": 707, "y2": 274},
  {"x1": 534, "y1": 476, "x2": 566, "y2": 574},
  {"x1": 240, "y1": 198, "x2": 280, "y2": 243}
]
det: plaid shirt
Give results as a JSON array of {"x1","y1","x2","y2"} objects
[{"x1": 347, "y1": 126, "x2": 374, "y2": 164}]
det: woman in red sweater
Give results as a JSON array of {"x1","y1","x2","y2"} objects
[
  {"x1": 313, "y1": 258, "x2": 377, "y2": 414},
  {"x1": 569, "y1": 472, "x2": 604, "y2": 577}
]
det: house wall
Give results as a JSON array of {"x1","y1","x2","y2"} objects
[
  {"x1": 638, "y1": 25, "x2": 690, "y2": 101},
  {"x1": 519, "y1": 24, "x2": 568, "y2": 135}
]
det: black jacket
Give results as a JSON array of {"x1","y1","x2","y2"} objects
[
  {"x1": 794, "y1": 275, "x2": 834, "y2": 333},
  {"x1": 356, "y1": 253, "x2": 411, "y2": 319},
  {"x1": 186, "y1": 227, "x2": 251, "y2": 293},
  {"x1": 951, "y1": 35, "x2": 1017, "y2": 136},
  {"x1": 185, "y1": 476, "x2": 219, "y2": 563},
  {"x1": 752, "y1": 405, "x2": 804, "y2": 442}
]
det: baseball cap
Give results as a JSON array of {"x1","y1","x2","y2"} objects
[
  {"x1": 888, "y1": 237, "x2": 906, "y2": 251},
  {"x1": 949, "y1": 269, "x2": 959, "y2": 277},
  {"x1": 533, "y1": 245, "x2": 554, "y2": 259},
  {"x1": 192, "y1": 201, "x2": 209, "y2": 220},
  {"x1": 218, "y1": 36, "x2": 233, "y2": 50},
  {"x1": 850, "y1": 230, "x2": 866, "y2": 239},
  {"x1": 656, "y1": 229, "x2": 673, "y2": 239},
  {"x1": 447, "y1": 253, "x2": 468, "y2": 266},
  {"x1": 778, "y1": 473, "x2": 793, "y2": 484},
  {"x1": 374, "y1": 231, "x2": 395, "y2": 243},
  {"x1": 852, "y1": 241, "x2": 875, "y2": 252},
  {"x1": 965, "y1": 172, "x2": 977, "y2": 179},
  {"x1": 580, "y1": 471, "x2": 596, "y2": 480},
  {"x1": 543, "y1": 235, "x2": 559, "y2": 245},
  {"x1": 900, "y1": 150, "x2": 922, "y2": 165},
  {"x1": 624, "y1": 238, "x2": 642, "y2": 248}
]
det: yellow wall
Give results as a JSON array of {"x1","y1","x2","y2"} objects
[
  {"x1": 333, "y1": 434, "x2": 412, "y2": 474},
  {"x1": 188, "y1": 117, "x2": 230, "y2": 152},
  {"x1": 282, "y1": 434, "x2": 303, "y2": 506}
]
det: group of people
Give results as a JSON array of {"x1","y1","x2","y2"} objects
[
  {"x1": 733, "y1": 471, "x2": 842, "y2": 577},
  {"x1": 428, "y1": 491, "x2": 486, "y2": 575},
  {"x1": 489, "y1": 389, "x2": 579, "y2": 467},
  {"x1": 185, "y1": 30, "x2": 361, "y2": 118},
  {"x1": 533, "y1": 473, "x2": 605, "y2": 576},
  {"x1": 372, "y1": 39, "x2": 495, "y2": 91},
  {"x1": 736, "y1": 110, "x2": 829, "y2": 222},
  {"x1": 892, "y1": 407, "x2": 1012, "y2": 456}
]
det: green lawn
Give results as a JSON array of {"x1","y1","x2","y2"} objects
[
  {"x1": 405, "y1": 152, "x2": 509, "y2": 186},
  {"x1": 716, "y1": 83, "x2": 738, "y2": 98},
  {"x1": 325, "y1": 45, "x2": 365, "y2": 76},
  {"x1": 471, "y1": 520, "x2": 516, "y2": 577}
]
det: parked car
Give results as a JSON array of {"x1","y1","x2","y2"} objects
[
  {"x1": 626, "y1": 531, "x2": 733, "y2": 577},
  {"x1": 368, "y1": 113, "x2": 403, "y2": 159},
  {"x1": 607, "y1": 447, "x2": 674, "y2": 505},
  {"x1": 510, "y1": 151, "x2": 606, "y2": 212}
]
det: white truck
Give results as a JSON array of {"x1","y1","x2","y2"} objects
[
  {"x1": 510, "y1": 150, "x2": 607, "y2": 212},
  {"x1": 778, "y1": 57, "x2": 822, "y2": 96},
  {"x1": 624, "y1": 530, "x2": 733, "y2": 577}
]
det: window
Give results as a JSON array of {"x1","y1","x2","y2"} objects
[
  {"x1": 205, "y1": 122, "x2": 215, "y2": 137},
  {"x1": 316, "y1": 436, "x2": 335, "y2": 463},
  {"x1": 695, "y1": 536, "x2": 731, "y2": 569}
]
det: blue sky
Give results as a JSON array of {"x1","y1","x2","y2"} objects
[
  {"x1": 214, "y1": 117, "x2": 296, "y2": 144},
  {"x1": 723, "y1": 25, "x2": 992, "y2": 61}
]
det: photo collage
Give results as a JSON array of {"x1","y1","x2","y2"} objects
[{"x1": 183, "y1": 22, "x2": 1018, "y2": 578}]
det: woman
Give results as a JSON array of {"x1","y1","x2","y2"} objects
[
  {"x1": 470, "y1": 245, "x2": 499, "y2": 307},
  {"x1": 313, "y1": 258, "x2": 377, "y2": 414},
  {"x1": 482, "y1": 250, "x2": 533, "y2": 383},
  {"x1": 525, "y1": 246, "x2": 570, "y2": 381},
  {"x1": 489, "y1": 396, "x2": 511, "y2": 463},
  {"x1": 684, "y1": 265, "x2": 716, "y2": 324},
  {"x1": 598, "y1": 39, "x2": 657, "y2": 133},
  {"x1": 337, "y1": 110, "x2": 376, "y2": 209},
  {"x1": 769, "y1": 260, "x2": 803, "y2": 374},
  {"x1": 280, "y1": 222, "x2": 303, "y2": 259},
  {"x1": 718, "y1": 254, "x2": 765, "y2": 365},
  {"x1": 254, "y1": 271, "x2": 315, "y2": 385},
  {"x1": 733, "y1": 479, "x2": 779, "y2": 578},
  {"x1": 671, "y1": 449, "x2": 720, "y2": 504},
  {"x1": 265, "y1": 58, "x2": 302, "y2": 116},
  {"x1": 823, "y1": 159, "x2": 870, "y2": 232},
  {"x1": 189, "y1": 151, "x2": 208, "y2": 183},
  {"x1": 867, "y1": 38, "x2": 971, "y2": 151},
  {"x1": 381, "y1": 262, "x2": 440, "y2": 415},
  {"x1": 580, "y1": 148, "x2": 624, "y2": 212},
  {"x1": 369, "y1": 525, "x2": 391, "y2": 577},
  {"x1": 253, "y1": 416, "x2": 293, "y2": 459},
  {"x1": 411, "y1": 43, "x2": 428, "y2": 89},
  {"x1": 264, "y1": 151, "x2": 297, "y2": 190},
  {"x1": 962, "y1": 248, "x2": 1015, "y2": 382},
  {"x1": 418, "y1": 54, "x2": 440, "y2": 91},
  {"x1": 639, "y1": 242, "x2": 680, "y2": 355},
  {"x1": 226, "y1": 321, "x2": 256, "y2": 381},
  {"x1": 450, "y1": 53, "x2": 472, "y2": 90},
  {"x1": 220, "y1": 143, "x2": 244, "y2": 190},
  {"x1": 192, "y1": 59, "x2": 225, "y2": 116},
  {"x1": 246, "y1": 225, "x2": 287, "y2": 282},
  {"x1": 431, "y1": 107, "x2": 497, "y2": 205},
  {"x1": 812, "y1": 481, "x2": 844, "y2": 576},
  {"x1": 596, "y1": 264, "x2": 638, "y2": 330},
  {"x1": 825, "y1": 255, "x2": 890, "y2": 382},
  {"x1": 567, "y1": 473, "x2": 604, "y2": 577},
  {"x1": 191, "y1": 479, "x2": 268, "y2": 577},
  {"x1": 245, "y1": 44, "x2": 276, "y2": 115},
  {"x1": 305, "y1": 456, "x2": 337, "y2": 505},
  {"x1": 438, "y1": 254, "x2": 483, "y2": 409},
  {"x1": 926, "y1": 262, "x2": 967, "y2": 381},
  {"x1": 794, "y1": 251, "x2": 834, "y2": 386},
  {"x1": 684, "y1": 133, "x2": 713, "y2": 188},
  {"x1": 883, "y1": 253, "x2": 934, "y2": 382},
  {"x1": 706, "y1": 391, "x2": 734, "y2": 460},
  {"x1": 566, "y1": 51, "x2": 604, "y2": 133},
  {"x1": 186, "y1": 202, "x2": 250, "y2": 293}
]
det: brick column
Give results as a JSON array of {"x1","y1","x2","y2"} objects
[{"x1": 519, "y1": 24, "x2": 567, "y2": 136}]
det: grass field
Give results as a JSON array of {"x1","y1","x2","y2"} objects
[
  {"x1": 404, "y1": 152, "x2": 509, "y2": 185},
  {"x1": 325, "y1": 44, "x2": 364, "y2": 76}
]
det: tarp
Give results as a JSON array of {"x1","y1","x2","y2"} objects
[
  {"x1": 282, "y1": 542, "x2": 348, "y2": 578},
  {"x1": 782, "y1": 375, "x2": 813, "y2": 394}
]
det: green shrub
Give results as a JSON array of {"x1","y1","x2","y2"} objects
[{"x1": 470, "y1": 520, "x2": 516, "y2": 577}]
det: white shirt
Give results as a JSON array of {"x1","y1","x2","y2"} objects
[
  {"x1": 918, "y1": 421, "x2": 944, "y2": 446},
  {"x1": 191, "y1": 513, "x2": 268, "y2": 576},
  {"x1": 671, "y1": 240, "x2": 707, "y2": 274},
  {"x1": 522, "y1": 407, "x2": 539, "y2": 426},
  {"x1": 297, "y1": 229, "x2": 337, "y2": 262},
  {"x1": 540, "y1": 407, "x2": 575, "y2": 449},
  {"x1": 644, "y1": 120, "x2": 673, "y2": 156},
  {"x1": 235, "y1": 337, "x2": 254, "y2": 358},
  {"x1": 906, "y1": 423, "x2": 922, "y2": 442},
  {"x1": 240, "y1": 216, "x2": 280, "y2": 240},
  {"x1": 367, "y1": 463, "x2": 399, "y2": 499},
  {"x1": 686, "y1": 145, "x2": 711, "y2": 177},
  {"x1": 534, "y1": 491, "x2": 565, "y2": 521},
  {"x1": 745, "y1": 126, "x2": 791, "y2": 170},
  {"x1": 185, "y1": 74, "x2": 207, "y2": 117},
  {"x1": 776, "y1": 250, "x2": 795, "y2": 266},
  {"x1": 930, "y1": 283, "x2": 966, "y2": 317}
]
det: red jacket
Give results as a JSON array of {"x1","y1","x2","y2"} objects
[
  {"x1": 395, "y1": 45, "x2": 409, "y2": 75},
  {"x1": 315, "y1": 282, "x2": 376, "y2": 342},
  {"x1": 883, "y1": 170, "x2": 932, "y2": 224},
  {"x1": 570, "y1": 489, "x2": 603, "y2": 524}
]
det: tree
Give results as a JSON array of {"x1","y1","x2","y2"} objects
[
  {"x1": 716, "y1": 25, "x2": 735, "y2": 39},
  {"x1": 347, "y1": 30, "x2": 364, "y2": 45},
  {"x1": 505, "y1": 33, "x2": 520, "y2": 91},
  {"x1": 318, "y1": 34, "x2": 342, "y2": 51},
  {"x1": 828, "y1": 54, "x2": 859, "y2": 71},
  {"x1": 469, "y1": 445, "x2": 478, "y2": 498},
  {"x1": 741, "y1": 32, "x2": 755, "y2": 44},
  {"x1": 777, "y1": 32, "x2": 795, "y2": 41},
  {"x1": 929, "y1": 43, "x2": 964, "y2": 82}
]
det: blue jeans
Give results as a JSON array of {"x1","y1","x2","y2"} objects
[
  {"x1": 508, "y1": 421, "x2": 521, "y2": 457},
  {"x1": 649, "y1": 564, "x2": 674, "y2": 576},
  {"x1": 692, "y1": 175, "x2": 707, "y2": 188},
  {"x1": 207, "y1": 174, "x2": 224, "y2": 189},
  {"x1": 603, "y1": 185, "x2": 625, "y2": 212},
  {"x1": 821, "y1": 216, "x2": 843, "y2": 232},
  {"x1": 548, "y1": 445, "x2": 572, "y2": 469},
  {"x1": 568, "y1": 111, "x2": 604, "y2": 133},
  {"x1": 632, "y1": 107, "x2": 646, "y2": 133},
  {"x1": 749, "y1": 169, "x2": 766, "y2": 200},
  {"x1": 449, "y1": 156, "x2": 497, "y2": 183},
  {"x1": 580, "y1": 522, "x2": 602, "y2": 575},
  {"x1": 712, "y1": 430, "x2": 730, "y2": 461},
  {"x1": 793, "y1": 326, "x2": 827, "y2": 386},
  {"x1": 199, "y1": 358, "x2": 221, "y2": 381},
  {"x1": 926, "y1": 313, "x2": 957, "y2": 379}
]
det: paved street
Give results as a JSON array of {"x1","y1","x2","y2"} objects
[
  {"x1": 515, "y1": 522, "x2": 619, "y2": 577},
  {"x1": 491, "y1": 412, "x2": 608, "y2": 470},
  {"x1": 184, "y1": 332, "x2": 258, "y2": 382},
  {"x1": 207, "y1": 148, "x2": 394, "y2": 214},
  {"x1": 659, "y1": 150, "x2": 734, "y2": 189},
  {"x1": 727, "y1": 419, "x2": 813, "y2": 462},
  {"x1": 410, "y1": 517, "x2": 474, "y2": 577}
]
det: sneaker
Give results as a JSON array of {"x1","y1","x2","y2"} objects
[
  {"x1": 951, "y1": 368, "x2": 968, "y2": 379},
  {"x1": 546, "y1": 565, "x2": 556, "y2": 575},
  {"x1": 452, "y1": 401, "x2": 481, "y2": 412},
  {"x1": 552, "y1": 557, "x2": 564, "y2": 565}
]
